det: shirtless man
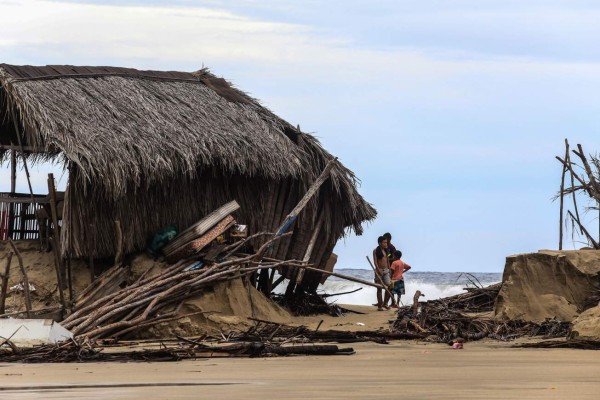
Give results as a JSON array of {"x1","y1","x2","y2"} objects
[{"x1": 373, "y1": 236, "x2": 392, "y2": 310}]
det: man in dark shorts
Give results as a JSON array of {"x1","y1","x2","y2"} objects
[{"x1": 373, "y1": 236, "x2": 391, "y2": 310}]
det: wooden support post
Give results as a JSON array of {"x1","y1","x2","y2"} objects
[
  {"x1": 114, "y1": 220, "x2": 124, "y2": 266},
  {"x1": 10, "y1": 149, "x2": 16, "y2": 194},
  {"x1": 47, "y1": 174, "x2": 67, "y2": 310},
  {"x1": 273, "y1": 158, "x2": 337, "y2": 238},
  {"x1": 88, "y1": 224, "x2": 95, "y2": 283},
  {"x1": 0, "y1": 253, "x2": 13, "y2": 315},
  {"x1": 296, "y1": 218, "x2": 322, "y2": 285},
  {"x1": 7, "y1": 150, "x2": 16, "y2": 239},
  {"x1": 8, "y1": 239, "x2": 31, "y2": 317},
  {"x1": 10, "y1": 108, "x2": 39, "y2": 239}
]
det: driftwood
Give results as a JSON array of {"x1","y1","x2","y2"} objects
[
  {"x1": 514, "y1": 339, "x2": 600, "y2": 350},
  {"x1": 62, "y1": 233, "x2": 301, "y2": 340}
]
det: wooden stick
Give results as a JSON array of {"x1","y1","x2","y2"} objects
[
  {"x1": 273, "y1": 158, "x2": 337, "y2": 237},
  {"x1": 8, "y1": 150, "x2": 16, "y2": 239},
  {"x1": 564, "y1": 142, "x2": 584, "y2": 235},
  {"x1": 9, "y1": 149, "x2": 16, "y2": 194},
  {"x1": 87, "y1": 223, "x2": 95, "y2": 283},
  {"x1": 574, "y1": 144, "x2": 600, "y2": 200},
  {"x1": 66, "y1": 165, "x2": 74, "y2": 304},
  {"x1": 47, "y1": 173, "x2": 67, "y2": 310},
  {"x1": 297, "y1": 218, "x2": 322, "y2": 284},
  {"x1": 297, "y1": 263, "x2": 384, "y2": 290},
  {"x1": 114, "y1": 220, "x2": 124, "y2": 266},
  {"x1": 8, "y1": 239, "x2": 31, "y2": 317},
  {"x1": 10, "y1": 108, "x2": 38, "y2": 225},
  {"x1": 567, "y1": 211, "x2": 600, "y2": 249},
  {"x1": 365, "y1": 255, "x2": 394, "y2": 299},
  {"x1": 559, "y1": 139, "x2": 568, "y2": 250},
  {"x1": 0, "y1": 253, "x2": 13, "y2": 314}
]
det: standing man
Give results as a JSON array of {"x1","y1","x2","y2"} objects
[
  {"x1": 383, "y1": 232, "x2": 396, "y2": 269},
  {"x1": 373, "y1": 236, "x2": 392, "y2": 311}
]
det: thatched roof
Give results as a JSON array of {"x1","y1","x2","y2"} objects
[{"x1": 0, "y1": 64, "x2": 375, "y2": 234}]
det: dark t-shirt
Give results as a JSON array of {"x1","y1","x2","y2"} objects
[{"x1": 386, "y1": 243, "x2": 397, "y2": 265}]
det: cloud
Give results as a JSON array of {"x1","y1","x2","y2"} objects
[{"x1": 2, "y1": 0, "x2": 600, "y2": 272}]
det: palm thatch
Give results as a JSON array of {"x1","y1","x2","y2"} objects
[{"x1": 0, "y1": 64, "x2": 375, "y2": 286}]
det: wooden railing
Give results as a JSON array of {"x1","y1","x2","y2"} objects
[{"x1": 0, "y1": 193, "x2": 48, "y2": 240}]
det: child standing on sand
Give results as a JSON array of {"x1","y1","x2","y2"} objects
[{"x1": 389, "y1": 250, "x2": 411, "y2": 308}]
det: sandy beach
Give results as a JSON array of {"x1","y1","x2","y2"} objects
[
  {"x1": 1, "y1": 306, "x2": 599, "y2": 400},
  {"x1": 1, "y1": 340, "x2": 599, "y2": 399}
]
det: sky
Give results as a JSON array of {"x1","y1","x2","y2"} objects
[{"x1": 1, "y1": 0, "x2": 600, "y2": 272}]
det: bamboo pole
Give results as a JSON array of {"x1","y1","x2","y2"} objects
[
  {"x1": 0, "y1": 253, "x2": 13, "y2": 314},
  {"x1": 8, "y1": 239, "x2": 31, "y2": 317}
]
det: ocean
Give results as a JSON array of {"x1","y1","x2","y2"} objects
[{"x1": 320, "y1": 269, "x2": 503, "y2": 306}]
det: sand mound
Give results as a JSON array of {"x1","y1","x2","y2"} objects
[
  {"x1": 141, "y1": 278, "x2": 292, "y2": 338},
  {"x1": 571, "y1": 304, "x2": 600, "y2": 340},
  {"x1": 495, "y1": 250, "x2": 600, "y2": 322},
  {"x1": 1, "y1": 241, "x2": 292, "y2": 337}
]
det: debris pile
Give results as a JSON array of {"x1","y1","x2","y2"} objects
[
  {"x1": 61, "y1": 233, "x2": 305, "y2": 340},
  {"x1": 392, "y1": 284, "x2": 571, "y2": 343}
]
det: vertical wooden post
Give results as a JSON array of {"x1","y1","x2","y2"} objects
[
  {"x1": 0, "y1": 253, "x2": 13, "y2": 315},
  {"x1": 88, "y1": 224, "x2": 95, "y2": 283},
  {"x1": 296, "y1": 218, "x2": 322, "y2": 285},
  {"x1": 114, "y1": 220, "x2": 124, "y2": 266},
  {"x1": 47, "y1": 173, "x2": 67, "y2": 310},
  {"x1": 559, "y1": 140, "x2": 568, "y2": 250},
  {"x1": 10, "y1": 149, "x2": 16, "y2": 193},
  {"x1": 10, "y1": 107, "x2": 42, "y2": 247},
  {"x1": 8, "y1": 239, "x2": 31, "y2": 317},
  {"x1": 8, "y1": 150, "x2": 16, "y2": 239},
  {"x1": 66, "y1": 164, "x2": 74, "y2": 303}
]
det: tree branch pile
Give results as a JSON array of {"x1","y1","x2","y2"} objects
[
  {"x1": 61, "y1": 233, "x2": 306, "y2": 340},
  {"x1": 392, "y1": 285, "x2": 570, "y2": 343}
]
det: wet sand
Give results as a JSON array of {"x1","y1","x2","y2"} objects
[
  {"x1": 1, "y1": 306, "x2": 599, "y2": 399},
  {"x1": 1, "y1": 340, "x2": 600, "y2": 399}
]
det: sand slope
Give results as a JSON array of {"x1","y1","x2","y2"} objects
[{"x1": 495, "y1": 250, "x2": 600, "y2": 322}]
